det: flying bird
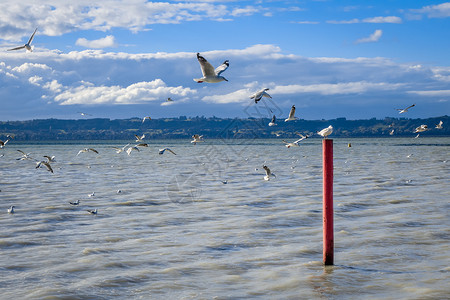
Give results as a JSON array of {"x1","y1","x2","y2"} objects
[
  {"x1": 88, "y1": 192, "x2": 95, "y2": 197},
  {"x1": 250, "y1": 88, "x2": 272, "y2": 104},
  {"x1": 167, "y1": 97, "x2": 173, "y2": 102},
  {"x1": 43, "y1": 155, "x2": 56, "y2": 162},
  {"x1": 87, "y1": 209, "x2": 98, "y2": 215},
  {"x1": 389, "y1": 129, "x2": 395, "y2": 136},
  {"x1": 414, "y1": 125, "x2": 428, "y2": 133},
  {"x1": 282, "y1": 134, "x2": 309, "y2": 148},
  {"x1": 36, "y1": 161, "x2": 53, "y2": 173},
  {"x1": 435, "y1": 120, "x2": 443, "y2": 129},
  {"x1": 7, "y1": 28, "x2": 38, "y2": 52},
  {"x1": 268, "y1": 115, "x2": 277, "y2": 127},
  {"x1": 317, "y1": 125, "x2": 333, "y2": 138},
  {"x1": 0, "y1": 139, "x2": 9, "y2": 149},
  {"x1": 77, "y1": 148, "x2": 99, "y2": 156},
  {"x1": 135, "y1": 134, "x2": 145, "y2": 142},
  {"x1": 191, "y1": 134, "x2": 204, "y2": 145},
  {"x1": 16, "y1": 150, "x2": 33, "y2": 160},
  {"x1": 142, "y1": 116, "x2": 151, "y2": 123},
  {"x1": 7, "y1": 205, "x2": 15, "y2": 214},
  {"x1": 285, "y1": 105, "x2": 297, "y2": 122},
  {"x1": 112, "y1": 143, "x2": 130, "y2": 154},
  {"x1": 78, "y1": 112, "x2": 92, "y2": 116},
  {"x1": 126, "y1": 145, "x2": 140, "y2": 156},
  {"x1": 396, "y1": 104, "x2": 415, "y2": 114},
  {"x1": 263, "y1": 165, "x2": 276, "y2": 181},
  {"x1": 159, "y1": 148, "x2": 176, "y2": 155},
  {"x1": 69, "y1": 200, "x2": 80, "y2": 206},
  {"x1": 194, "y1": 53, "x2": 229, "y2": 83}
]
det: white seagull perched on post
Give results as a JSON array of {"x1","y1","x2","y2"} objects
[
  {"x1": 7, "y1": 28, "x2": 38, "y2": 52},
  {"x1": 285, "y1": 105, "x2": 298, "y2": 122},
  {"x1": 250, "y1": 88, "x2": 272, "y2": 104},
  {"x1": 194, "y1": 53, "x2": 229, "y2": 83},
  {"x1": 268, "y1": 115, "x2": 277, "y2": 127},
  {"x1": 263, "y1": 165, "x2": 276, "y2": 181},
  {"x1": 317, "y1": 125, "x2": 333, "y2": 138},
  {"x1": 396, "y1": 104, "x2": 415, "y2": 114}
]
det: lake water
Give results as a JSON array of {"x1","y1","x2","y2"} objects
[{"x1": 0, "y1": 137, "x2": 449, "y2": 299}]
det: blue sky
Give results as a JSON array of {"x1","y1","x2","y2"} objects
[{"x1": 0, "y1": 0, "x2": 449, "y2": 121}]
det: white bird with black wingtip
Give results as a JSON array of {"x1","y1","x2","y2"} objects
[{"x1": 194, "y1": 53, "x2": 229, "y2": 83}]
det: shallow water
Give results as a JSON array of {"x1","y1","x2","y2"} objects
[{"x1": 1, "y1": 137, "x2": 449, "y2": 299}]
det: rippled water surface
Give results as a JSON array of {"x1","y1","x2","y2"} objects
[{"x1": 1, "y1": 138, "x2": 449, "y2": 299}]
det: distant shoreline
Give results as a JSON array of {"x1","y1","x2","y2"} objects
[{"x1": 1, "y1": 116, "x2": 448, "y2": 140}]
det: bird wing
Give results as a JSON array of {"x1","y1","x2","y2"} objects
[
  {"x1": 406, "y1": 104, "x2": 415, "y2": 110},
  {"x1": 7, "y1": 45, "x2": 26, "y2": 51},
  {"x1": 166, "y1": 148, "x2": 177, "y2": 155},
  {"x1": 263, "y1": 165, "x2": 271, "y2": 176},
  {"x1": 89, "y1": 148, "x2": 99, "y2": 154},
  {"x1": 28, "y1": 28, "x2": 38, "y2": 45},
  {"x1": 271, "y1": 115, "x2": 276, "y2": 123},
  {"x1": 197, "y1": 53, "x2": 215, "y2": 77},
  {"x1": 288, "y1": 105, "x2": 296, "y2": 119},
  {"x1": 43, "y1": 162, "x2": 53, "y2": 173},
  {"x1": 215, "y1": 60, "x2": 229, "y2": 76},
  {"x1": 17, "y1": 149, "x2": 26, "y2": 155}
]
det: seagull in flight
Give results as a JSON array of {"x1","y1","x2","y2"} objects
[
  {"x1": 16, "y1": 150, "x2": 33, "y2": 160},
  {"x1": 77, "y1": 148, "x2": 99, "y2": 156},
  {"x1": 135, "y1": 134, "x2": 145, "y2": 142},
  {"x1": 435, "y1": 120, "x2": 443, "y2": 129},
  {"x1": 250, "y1": 88, "x2": 272, "y2": 104},
  {"x1": 69, "y1": 200, "x2": 80, "y2": 206},
  {"x1": 126, "y1": 145, "x2": 140, "y2": 156},
  {"x1": 78, "y1": 112, "x2": 92, "y2": 116},
  {"x1": 8, "y1": 205, "x2": 15, "y2": 214},
  {"x1": 396, "y1": 104, "x2": 415, "y2": 114},
  {"x1": 268, "y1": 115, "x2": 277, "y2": 127},
  {"x1": 36, "y1": 160, "x2": 53, "y2": 173},
  {"x1": 0, "y1": 139, "x2": 10, "y2": 149},
  {"x1": 142, "y1": 116, "x2": 151, "y2": 123},
  {"x1": 194, "y1": 53, "x2": 229, "y2": 83},
  {"x1": 282, "y1": 134, "x2": 309, "y2": 148},
  {"x1": 263, "y1": 165, "x2": 276, "y2": 181},
  {"x1": 285, "y1": 105, "x2": 298, "y2": 122},
  {"x1": 112, "y1": 143, "x2": 130, "y2": 154},
  {"x1": 87, "y1": 209, "x2": 97, "y2": 215},
  {"x1": 7, "y1": 28, "x2": 38, "y2": 52},
  {"x1": 167, "y1": 97, "x2": 173, "y2": 102},
  {"x1": 159, "y1": 148, "x2": 176, "y2": 155},
  {"x1": 317, "y1": 125, "x2": 333, "y2": 138},
  {"x1": 414, "y1": 124, "x2": 428, "y2": 133},
  {"x1": 191, "y1": 134, "x2": 204, "y2": 145},
  {"x1": 43, "y1": 155, "x2": 56, "y2": 163}
]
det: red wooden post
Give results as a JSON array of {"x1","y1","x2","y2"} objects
[{"x1": 323, "y1": 139, "x2": 334, "y2": 265}]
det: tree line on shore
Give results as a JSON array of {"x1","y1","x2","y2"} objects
[{"x1": 0, "y1": 115, "x2": 448, "y2": 140}]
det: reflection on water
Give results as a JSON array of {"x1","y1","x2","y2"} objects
[{"x1": 0, "y1": 137, "x2": 449, "y2": 298}]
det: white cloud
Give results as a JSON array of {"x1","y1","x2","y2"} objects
[
  {"x1": 53, "y1": 79, "x2": 196, "y2": 105},
  {"x1": 411, "y1": 3, "x2": 450, "y2": 18},
  {"x1": 76, "y1": 35, "x2": 117, "y2": 48},
  {"x1": 362, "y1": 16, "x2": 402, "y2": 23},
  {"x1": 0, "y1": 1, "x2": 254, "y2": 40},
  {"x1": 328, "y1": 16, "x2": 401, "y2": 24},
  {"x1": 355, "y1": 29, "x2": 383, "y2": 44},
  {"x1": 0, "y1": 43, "x2": 449, "y2": 119}
]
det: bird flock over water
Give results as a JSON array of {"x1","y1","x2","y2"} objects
[{"x1": 2, "y1": 28, "x2": 446, "y2": 214}]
